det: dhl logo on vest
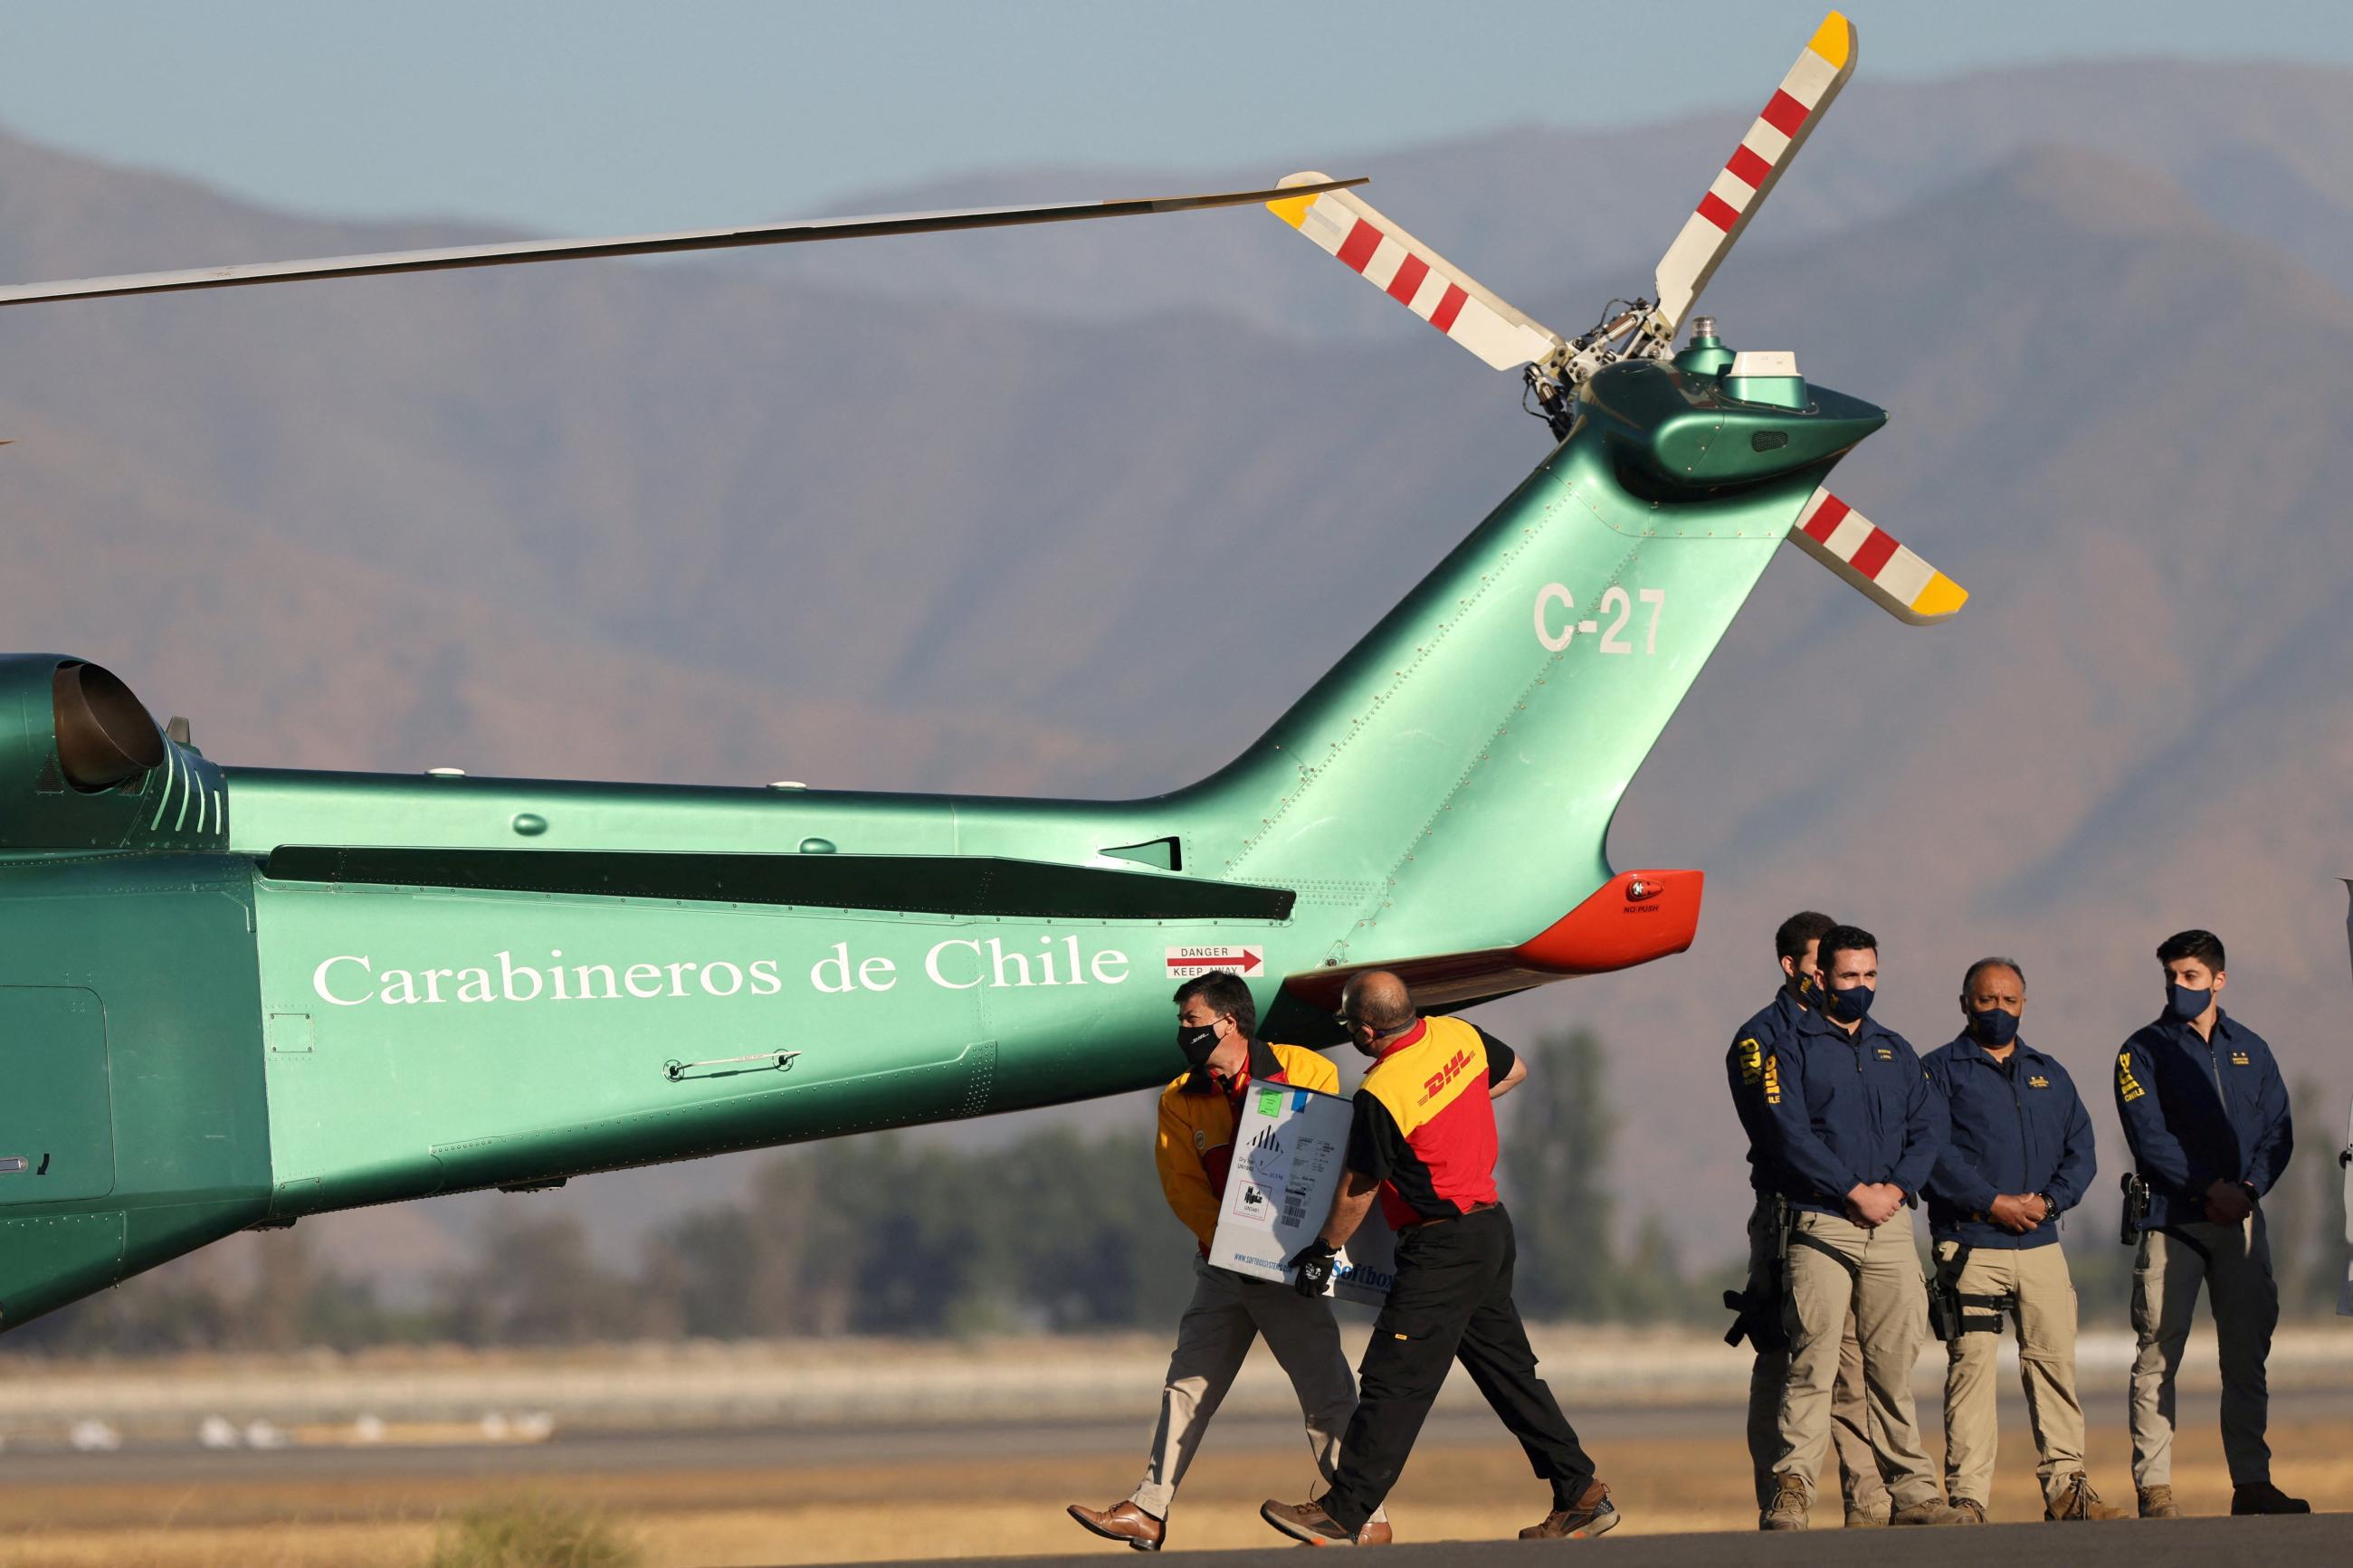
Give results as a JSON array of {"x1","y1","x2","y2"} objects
[{"x1": 1422, "y1": 1049, "x2": 1475, "y2": 1104}]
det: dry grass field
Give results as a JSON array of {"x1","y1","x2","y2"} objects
[{"x1": 1, "y1": 1409, "x2": 2347, "y2": 1568}]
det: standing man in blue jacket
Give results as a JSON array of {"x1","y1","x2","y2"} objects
[
  {"x1": 2115, "y1": 928, "x2": 2306, "y2": 1518},
  {"x1": 1758, "y1": 924, "x2": 1961, "y2": 1531},
  {"x1": 1724, "y1": 910, "x2": 1890, "y2": 1526},
  {"x1": 1923, "y1": 956, "x2": 2121, "y2": 1523}
]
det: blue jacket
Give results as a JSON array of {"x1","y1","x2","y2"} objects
[
  {"x1": 2114, "y1": 1010, "x2": 2292, "y2": 1231},
  {"x1": 1922, "y1": 1033, "x2": 2096, "y2": 1249},
  {"x1": 1758, "y1": 1004, "x2": 1947, "y2": 1216},
  {"x1": 1725, "y1": 988, "x2": 1810, "y2": 1193}
]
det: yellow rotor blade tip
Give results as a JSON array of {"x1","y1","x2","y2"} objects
[
  {"x1": 1809, "y1": 12, "x2": 1853, "y2": 69},
  {"x1": 1266, "y1": 193, "x2": 1316, "y2": 229},
  {"x1": 1911, "y1": 572, "x2": 1967, "y2": 621}
]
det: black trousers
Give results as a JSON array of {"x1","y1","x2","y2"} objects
[{"x1": 1320, "y1": 1203, "x2": 1596, "y2": 1532}]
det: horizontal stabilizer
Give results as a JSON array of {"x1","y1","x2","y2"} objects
[
  {"x1": 1786, "y1": 488, "x2": 1965, "y2": 625},
  {"x1": 1268, "y1": 173, "x2": 1564, "y2": 371}
]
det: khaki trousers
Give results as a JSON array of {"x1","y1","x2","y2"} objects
[
  {"x1": 1744, "y1": 1195, "x2": 1891, "y2": 1516},
  {"x1": 2129, "y1": 1213, "x2": 2278, "y2": 1488},
  {"x1": 1933, "y1": 1240, "x2": 2087, "y2": 1508},
  {"x1": 1774, "y1": 1207, "x2": 1941, "y2": 1511},
  {"x1": 1130, "y1": 1258, "x2": 1384, "y2": 1522}
]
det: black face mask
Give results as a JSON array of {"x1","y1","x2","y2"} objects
[
  {"x1": 1177, "y1": 1021, "x2": 1223, "y2": 1069},
  {"x1": 1969, "y1": 1006, "x2": 2020, "y2": 1049},
  {"x1": 1824, "y1": 983, "x2": 1875, "y2": 1023}
]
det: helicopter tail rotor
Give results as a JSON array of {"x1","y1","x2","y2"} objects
[{"x1": 1267, "y1": 12, "x2": 1859, "y2": 418}]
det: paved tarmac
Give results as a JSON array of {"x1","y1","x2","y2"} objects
[
  {"x1": 898, "y1": 1513, "x2": 2348, "y2": 1567},
  {"x1": 0, "y1": 1383, "x2": 2323, "y2": 1487}
]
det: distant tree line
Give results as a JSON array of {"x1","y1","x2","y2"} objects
[{"x1": 6, "y1": 1035, "x2": 2343, "y2": 1355}]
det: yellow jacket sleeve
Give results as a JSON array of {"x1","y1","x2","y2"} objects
[
  {"x1": 1156, "y1": 1088, "x2": 1220, "y2": 1249},
  {"x1": 1274, "y1": 1043, "x2": 1341, "y2": 1096}
]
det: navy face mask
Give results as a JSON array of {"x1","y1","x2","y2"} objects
[
  {"x1": 2167, "y1": 983, "x2": 2213, "y2": 1022},
  {"x1": 1969, "y1": 1006, "x2": 2020, "y2": 1048},
  {"x1": 1177, "y1": 1021, "x2": 1222, "y2": 1069},
  {"x1": 1825, "y1": 983, "x2": 1876, "y2": 1022}
]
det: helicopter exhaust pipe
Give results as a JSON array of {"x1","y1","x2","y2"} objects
[{"x1": 52, "y1": 660, "x2": 165, "y2": 791}]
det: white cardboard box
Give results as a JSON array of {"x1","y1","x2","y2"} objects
[{"x1": 1208, "y1": 1080, "x2": 1396, "y2": 1306}]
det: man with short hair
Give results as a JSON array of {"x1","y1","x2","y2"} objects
[
  {"x1": 1261, "y1": 971, "x2": 1618, "y2": 1544},
  {"x1": 1067, "y1": 970, "x2": 1391, "y2": 1551},
  {"x1": 1923, "y1": 956, "x2": 2120, "y2": 1523},
  {"x1": 1725, "y1": 908, "x2": 1892, "y2": 1527},
  {"x1": 2115, "y1": 928, "x2": 2305, "y2": 1518},
  {"x1": 1759, "y1": 925, "x2": 1961, "y2": 1530}
]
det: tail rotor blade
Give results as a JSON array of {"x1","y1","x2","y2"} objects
[
  {"x1": 1786, "y1": 487, "x2": 1965, "y2": 625},
  {"x1": 1652, "y1": 10, "x2": 1856, "y2": 337},
  {"x1": 1268, "y1": 173, "x2": 1565, "y2": 371},
  {"x1": 0, "y1": 177, "x2": 1367, "y2": 309}
]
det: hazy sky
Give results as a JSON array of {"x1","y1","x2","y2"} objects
[{"x1": 2, "y1": 1, "x2": 2344, "y2": 236}]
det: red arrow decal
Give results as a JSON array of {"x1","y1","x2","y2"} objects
[{"x1": 1166, "y1": 948, "x2": 1264, "y2": 974}]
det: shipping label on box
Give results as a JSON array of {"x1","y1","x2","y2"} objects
[{"x1": 1208, "y1": 1081, "x2": 1395, "y2": 1306}]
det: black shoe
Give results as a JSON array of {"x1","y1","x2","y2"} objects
[{"x1": 2231, "y1": 1482, "x2": 2310, "y2": 1516}]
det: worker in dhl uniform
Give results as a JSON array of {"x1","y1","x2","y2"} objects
[
  {"x1": 1262, "y1": 970, "x2": 1617, "y2": 1545},
  {"x1": 1067, "y1": 969, "x2": 1391, "y2": 1551}
]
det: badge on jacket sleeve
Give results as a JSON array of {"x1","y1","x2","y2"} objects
[{"x1": 2118, "y1": 1050, "x2": 2146, "y2": 1103}]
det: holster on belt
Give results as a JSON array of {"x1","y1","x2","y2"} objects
[
  {"x1": 1928, "y1": 1242, "x2": 2015, "y2": 1342},
  {"x1": 1723, "y1": 1194, "x2": 1792, "y2": 1352},
  {"x1": 2120, "y1": 1172, "x2": 2150, "y2": 1246}
]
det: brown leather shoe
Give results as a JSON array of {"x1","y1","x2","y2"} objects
[
  {"x1": 1262, "y1": 1497, "x2": 1378, "y2": 1546},
  {"x1": 2045, "y1": 1474, "x2": 2127, "y2": 1520},
  {"x1": 1067, "y1": 1501, "x2": 1164, "y2": 1551},
  {"x1": 1950, "y1": 1498, "x2": 1986, "y2": 1525},
  {"x1": 1357, "y1": 1517, "x2": 1394, "y2": 1545},
  {"x1": 1519, "y1": 1478, "x2": 1621, "y2": 1539},
  {"x1": 2138, "y1": 1485, "x2": 2181, "y2": 1519}
]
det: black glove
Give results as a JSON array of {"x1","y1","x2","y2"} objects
[{"x1": 1288, "y1": 1239, "x2": 1339, "y2": 1298}]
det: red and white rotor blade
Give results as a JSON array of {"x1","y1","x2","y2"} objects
[
  {"x1": 1787, "y1": 488, "x2": 1966, "y2": 626},
  {"x1": 1652, "y1": 11, "x2": 1857, "y2": 337},
  {"x1": 1267, "y1": 173, "x2": 1565, "y2": 371}
]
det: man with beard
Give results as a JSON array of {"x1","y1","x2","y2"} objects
[{"x1": 1726, "y1": 909, "x2": 1894, "y2": 1527}]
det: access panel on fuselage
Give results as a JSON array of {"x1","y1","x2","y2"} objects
[{"x1": 0, "y1": 986, "x2": 114, "y2": 1203}]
